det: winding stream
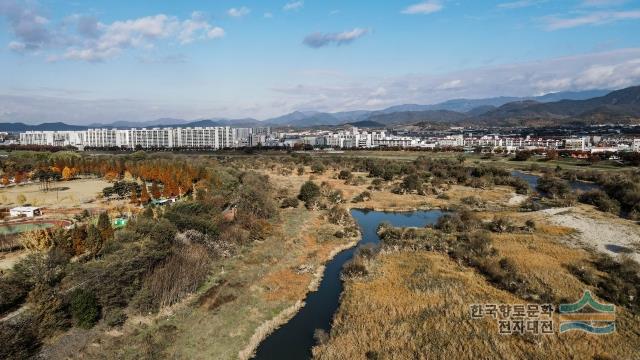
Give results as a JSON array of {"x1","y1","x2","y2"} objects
[{"x1": 253, "y1": 209, "x2": 445, "y2": 360}]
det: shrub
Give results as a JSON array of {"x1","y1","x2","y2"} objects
[
  {"x1": 104, "y1": 308, "x2": 128, "y2": 327},
  {"x1": 461, "y1": 196, "x2": 484, "y2": 208},
  {"x1": 281, "y1": 197, "x2": 300, "y2": 208},
  {"x1": 70, "y1": 289, "x2": 100, "y2": 329},
  {"x1": 488, "y1": 216, "x2": 515, "y2": 233},
  {"x1": 311, "y1": 162, "x2": 325, "y2": 174},
  {"x1": 0, "y1": 316, "x2": 40, "y2": 359},
  {"x1": 525, "y1": 219, "x2": 536, "y2": 230},
  {"x1": 352, "y1": 191, "x2": 371, "y2": 203},
  {"x1": 314, "y1": 328, "x2": 330, "y2": 345},
  {"x1": 135, "y1": 244, "x2": 211, "y2": 312},
  {"x1": 298, "y1": 181, "x2": 321, "y2": 203},
  {"x1": 514, "y1": 150, "x2": 533, "y2": 161},
  {"x1": 342, "y1": 259, "x2": 368, "y2": 278},
  {"x1": 327, "y1": 206, "x2": 350, "y2": 225},
  {"x1": 338, "y1": 169, "x2": 352, "y2": 180},
  {"x1": 579, "y1": 190, "x2": 620, "y2": 214},
  {"x1": 537, "y1": 175, "x2": 571, "y2": 199}
]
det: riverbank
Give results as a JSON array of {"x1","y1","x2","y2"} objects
[{"x1": 238, "y1": 236, "x2": 359, "y2": 360}]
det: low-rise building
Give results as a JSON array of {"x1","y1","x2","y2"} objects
[{"x1": 10, "y1": 206, "x2": 42, "y2": 217}]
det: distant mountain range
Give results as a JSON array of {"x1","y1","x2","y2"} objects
[{"x1": 2, "y1": 87, "x2": 639, "y2": 132}]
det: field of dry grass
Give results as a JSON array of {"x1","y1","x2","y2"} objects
[
  {"x1": 311, "y1": 172, "x2": 640, "y2": 359},
  {"x1": 314, "y1": 246, "x2": 640, "y2": 359},
  {"x1": 0, "y1": 178, "x2": 111, "y2": 209}
]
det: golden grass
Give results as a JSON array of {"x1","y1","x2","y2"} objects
[{"x1": 314, "y1": 250, "x2": 640, "y2": 359}]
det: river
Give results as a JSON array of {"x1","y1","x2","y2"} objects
[
  {"x1": 253, "y1": 209, "x2": 446, "y2": 360},
  {"x1": 510, "y1": 170, "x2": 600, "y2": 192}
]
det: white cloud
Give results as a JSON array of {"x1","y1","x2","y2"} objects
[
  {"x1": 228, "y1": 6, "x2": 251, "y2": 18},
  {"x1": 436, "y1": 79, "x2": 463, "y2": 90},
  {"x1": 283, "y1": 1, "x2": 304, "y2": 11},
  {"x1": 264, "y1": 12, "x2": 273, "y2": 18},
  {"x1": 498, "y1": 0, "x2": 546, "y2": 9},
  {"x1": 401, "y1": 1, "x2": 443, "y2": 15},
  {"x1": 581, "y1": 0, "x2": 628, "y2": 7},
  {"x1": 271, "y1": 48, "x2": 640, "y2": 114},
  {"x1": 543, "y1": 10, "x2": 640, "y2": 30},
  {"x1": 2, "y1": 9, "x2": 225, "y2": 62},
  {"x1": 207, "y1": 27, "x2": 225, "y2": 39},
  {"x1": 303, "y1": 28, "x2": 370, "y2": 48}
]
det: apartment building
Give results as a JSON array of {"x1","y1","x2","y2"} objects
[{"x1": 20, "y1": 127, "x2": 234, "y2": 149}]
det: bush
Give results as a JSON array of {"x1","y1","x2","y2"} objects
[
  {"x1": 327, "y1": 206, "x2": 350, "y2": 225},
  {"x1": 298, "y1": 181, "x2": 321, "y2": 203},
  {"x1": 314, "y1": 328, "x2": 330, "y2": 345},
  {"x1": 311, "y1": 162, "x2": 325, "y2": 174},
  {"x1": 338, "y1": 169, "x2": 352, "y2": 180},
  {"x1": 537, "y1": 175, "x2": 571, "y2": 199},
  {"x1": 104, "y1": 308, "x2": 128, "y2": 327},
  {"x1": 579, "y1": 190, "x2": 620, "y2": 214},
  {"x1": 514, "y1": 150, "x2": 533, "y2": 161},
  {"x1": 342, "y1": 259, "x2": 368, "y2": 278},
  {"x1": 281, "y1": 197, "x2": 300, "y2": 208},
  {"x1": 0, "y1": 316, "x2": 40, "y2": 359},
  {"x1": 352, "y1": 191, "x2": 371, "y2": 203},
  {"x1": 70, "y1": 289, "x2": 100, "y2": 329},
  {"x1": 488, "y1": 216, "x2": 515, "y2": 233},
  {"x1": 135, "y1": 244, "x2": 211, "y2": 312}
]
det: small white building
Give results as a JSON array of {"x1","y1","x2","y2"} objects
[{"x1": 10, "y1": 206, "x2": 42, "y2": 217}]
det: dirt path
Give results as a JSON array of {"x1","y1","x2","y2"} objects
[{"x1": 541, "y1": 206, "x2": 640, "y2": 262}]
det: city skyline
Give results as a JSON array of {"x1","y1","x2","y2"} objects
[{"x1": 1, "y1": 0, "x2": 640, "y2": 124}]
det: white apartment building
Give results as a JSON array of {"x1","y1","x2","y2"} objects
[{"x1": 20, "y1": 127, "x2": 234, "y2": 149}]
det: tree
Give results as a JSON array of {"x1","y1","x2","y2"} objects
[
  {"x1": 140, "y1": 183, "x2": 151, "y2": 204},
  {"x1": 514, "y1": 150, "x2": 533, "y2": 161},
  {"x1": 17, "y1": 193, "x2": 27, "y2": 204},
  {"x1": 298, "y1": 181, "x2": 320, "y2": 203},
  {"x1": 97, "y1": 212, "x2": 114, "y2": 241},
  {"x1": 130, "y1": 189, "x2": 139, "y2": 204},
  {"x1": 151, "y1": 181, "x2": 161, "y2": 199},
  {"x1": 70, "y1": 289, "x2": 100, "y2": 329},
  {"x1": 1, "y1": 176, "x2": 8, "y2": 186},
  {"x1": 62, "y1": 166, "x2": 73, "y2": 181},
  {"x1": 85, "y1": 224, "x2": 103, "y2": 256},
  {"x1": 545, "y1": 149, "x2": 559, "y2": 161}
]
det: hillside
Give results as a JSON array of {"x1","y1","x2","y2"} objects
[{"x1": 477, "y1": 86, "x2": 640, "y2": 126}]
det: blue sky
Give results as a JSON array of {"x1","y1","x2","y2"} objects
[{"x1": 1, "y1": 0, "x2": 640, "y2": 123}]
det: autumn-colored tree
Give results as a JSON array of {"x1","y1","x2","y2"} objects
[
  {"x1": 104, "y1": 171, "x2": 119, "y2": 181},
  {"x1": 140, "y1": 183, "x2": 151, "y2": 204},
  {"x1": 62, "y1": 166, "x2": 73, "y2": 181},
  {"x1": 70, "y1": 225, "x2": 87, "y2": 255},
  {"x1": 14, "y1": 172, "x2": 24, "y2": 184},
  {"x1": 97, "y1": 212, "x2": 114, "y2": 241},
  {"x1": 151, "y1": 180, "x2": 161, "y2": 199},
  {"x1": 1, "y1": 176, "x2": 8, "y2": 186},
  {"x1": 130, "y1": 189, "x2": 139, "y2": 204},
  {"x1": 20, "y1": 229, "x2": 53, "y2": 251}
]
